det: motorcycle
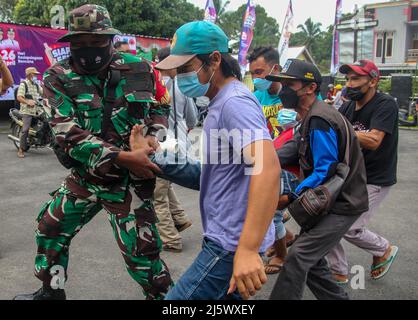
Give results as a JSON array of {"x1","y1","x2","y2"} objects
[
  {"x1": 399, "y1": 100, "x2": 418, "y2": 127},
  {"x1": 7, "y1": 97, "x2": 53, "y2": 151}
]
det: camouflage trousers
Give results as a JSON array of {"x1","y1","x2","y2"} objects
[{"x1": 34, "y1": 182, "x2": 173, "y2": 300}]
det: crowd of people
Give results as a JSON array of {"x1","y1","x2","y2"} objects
[{"x1": 1, "y1": 4, "x2": 400, "y2": 301}]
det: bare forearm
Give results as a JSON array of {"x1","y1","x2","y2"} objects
[
  {"x1": 0, "y1": 64, "x2": 13, "y2": 92},
  {"x1": 238, "y1": 147, "x2": 281, "y2": 251},
  {"x1": 114, "y1": 151, "x2": 132, "y2": 168},
  {"x1": 17, "y1": 96, "x2": 27, "y2": 104},
  {"x1": 356, "y1": 131, "x2": 381, "y2": 151}
]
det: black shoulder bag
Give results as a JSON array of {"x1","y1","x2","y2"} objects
[{"x1": 288, "y1": 114, "x2": 351, "y2": 231}]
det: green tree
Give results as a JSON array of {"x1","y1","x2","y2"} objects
[
  {"x1": 340, "y1": 12, "x2": 356, "y2": 22},
  {"x1": 13, "y1": 0, "x2": 62, "y2": 25},
  {"x1": 312, "y1": 25, "x2": 334, "y2": 72},
  {"x1": 12, "y1": 0, "x2": 203, "y2": 38},
  {"x1": 0, "y1": 0, "x2": 19, "y2": 21},
  {"x1": 289, "y1": 31, "x2": 306, "y2": 47},
  {"x1": 297, "y1": 18, "x2": 322, "y2": 52},
  {"x1": 289, "y1": 18, "x2": 334, "y2": 73},
  {"x1": 213, "y1": 0, "x2": 230, "y2": 24},
  {"x1": 219, "y1": 4, "x2": 279, "y2": 53}
]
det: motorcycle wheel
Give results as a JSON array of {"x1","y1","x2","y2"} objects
[{"x1": 11, "y1": 124, "x2": 30, "y2": 152}]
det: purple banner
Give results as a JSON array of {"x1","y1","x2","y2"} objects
[
  {"x1": 204, "y1": 0, "x2": 217, "y2": 23},
  {"x1": 238, "y1": 0, "x2": 256, "y2": 69},
  {"x1": 0, "y1": 23, "x2": 171, "y2": 102},
  {"x1": 0, "y1": 23, "x2": 69, "y2": 101}
]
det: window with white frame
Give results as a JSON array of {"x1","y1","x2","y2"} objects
[
  {"x1": 412, "y1": 32, "x2": 418, "y2": 49},
  {"x1": 375, "y1": 32, "x2": 394, "y2": 58}
]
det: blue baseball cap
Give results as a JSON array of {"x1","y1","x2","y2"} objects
[{"x1": 156, "y1": 20, "x2": 229, "y2": 70}]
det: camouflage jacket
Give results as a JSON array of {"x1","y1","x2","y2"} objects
[{"x1": 43, "y1": 52, "x2": 170, "y2": 202}]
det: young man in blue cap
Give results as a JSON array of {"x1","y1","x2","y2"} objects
[{"x1": 154, "y1": 20, "x2": 281, "y2": 300}]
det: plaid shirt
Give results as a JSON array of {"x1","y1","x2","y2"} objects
[{"x1": 17, "y1": 79, "x2": 43, "y2": 116}]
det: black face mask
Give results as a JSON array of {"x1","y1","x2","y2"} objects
[
  {"x1": 71, "y1": 44, "x2": 113, "y2": 74},
  {"x1": 279, "y1": 85, "x2": 304, "y2": 109},
  {"x1": 345, "y1": 84, "x2": 369, "y2": 101}
]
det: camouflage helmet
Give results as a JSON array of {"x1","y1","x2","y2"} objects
[{"x1": 58, "y1": 4, "x2": 120, "y2": 42}]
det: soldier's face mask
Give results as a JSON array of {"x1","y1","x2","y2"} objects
[{"x1": 71, "y1": 41, "x2": 113, "y2": 74}]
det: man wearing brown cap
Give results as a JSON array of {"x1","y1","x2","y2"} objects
[
  {"x1": 16, "y1": 67, "x2": 43, "y2": 158},
  {"x1": 14, "y1": 4, "x2": 172, "y2": 300}
]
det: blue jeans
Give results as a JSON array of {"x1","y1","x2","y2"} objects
[
  {"x1": 274, "y1": 210, "x2": 286, "y2": 240},
  {"x1": 274, "y1": 170, "x2": 299, "y2": 241},
  {"x1": 165, "y1": 238, "x2": 241, "y2": 300}
]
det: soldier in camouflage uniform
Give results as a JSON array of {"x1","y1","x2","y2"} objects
[{"x1": 14, "y1": 4, "x2": 173, "y2": 300}]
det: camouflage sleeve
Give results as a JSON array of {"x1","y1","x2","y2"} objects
[{"x1": 43, "y1": 67, "x2": 121, "y2": 176}]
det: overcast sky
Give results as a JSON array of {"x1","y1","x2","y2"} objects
[{"x1": 188, "y1": 0, "x2": 385, "y2": 29}]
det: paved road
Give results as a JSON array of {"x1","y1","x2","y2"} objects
[{"x1": 0, "y1": 119, "x2": 417, "y2": 300}]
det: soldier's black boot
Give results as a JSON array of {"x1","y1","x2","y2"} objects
[{"x1": 13, "y1": 285, "x2": 66, "y2": 300}]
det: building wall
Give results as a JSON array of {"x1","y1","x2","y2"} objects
[{"x1": 373, "y1": 3, "x2": 409, "y2": 64}]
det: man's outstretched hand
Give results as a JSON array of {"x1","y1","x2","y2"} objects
[
  {"x1": 114, "y1": 125, "x2": 162, "y2": 179},
  {"x1": 130, "y1": 124, "x2": 160, "y2": 152}
]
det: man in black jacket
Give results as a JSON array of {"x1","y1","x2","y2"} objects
[{"x1": 266, "y1": 59, "x2": 369, "y2": 300}]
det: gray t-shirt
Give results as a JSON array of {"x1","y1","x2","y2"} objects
[{"x1": 200, "y1": 80, "x2": 275, "y2": 252}]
